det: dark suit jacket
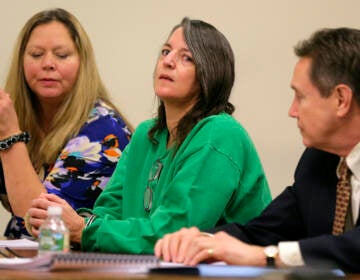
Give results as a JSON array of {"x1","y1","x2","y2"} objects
[{"x1": 211, "y1": 148, "x2": 360, "y2": 272}]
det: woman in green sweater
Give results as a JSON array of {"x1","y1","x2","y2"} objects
[{"x1": 27, "y1": 17, "x2": 271, "y2": 253}]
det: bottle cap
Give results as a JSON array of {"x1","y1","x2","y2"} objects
[{"x1": 47, "y1": 205, "x2": 62, "y2": 216}]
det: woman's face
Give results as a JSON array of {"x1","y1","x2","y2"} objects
[
  {"x1": 154, "y1": 27, "x2": 200, "y2": 110},
  {"x1": 23, "y1": 21, "x2": 80, "y2": 106}
]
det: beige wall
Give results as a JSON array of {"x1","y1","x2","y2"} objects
[{"x1": 1, "y1": 0, "x2": 359, "y2": 233}]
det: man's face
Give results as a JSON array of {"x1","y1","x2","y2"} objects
[{"x1": 288, "y1": 57, "x2": 339, "y2": 150}]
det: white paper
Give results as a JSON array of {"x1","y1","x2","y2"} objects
[
  {"x1": 0, "y1": 255, "x2": 50, "y2": 270},
  {"x1": 0, "y1": 238, "x2": 39, "y2": 249}
]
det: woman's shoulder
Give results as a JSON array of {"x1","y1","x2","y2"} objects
[
  {"x1": 130, "y1": 118, "x2": 157, "y2": 139},
  {"x1": 88, "y1": 99, "x2": 123, "y2": 122},
  {"x1": 77, "y1": 100, "x2": 132, "y2": 143},
  {"x1": 85, "y1": 99, "x2": 131, "y2": 132},
  {"x1": 135, "y1": 118, "x2": 156, "y2": 130},
  {"x1": 196, "y1": 113, "x2": 248, "y2": 137},
  {"x1": 181, "y1": 113, "x2": 256, "y2": 153}
]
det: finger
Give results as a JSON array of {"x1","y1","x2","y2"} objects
[
  {"x1": 169, "y1": 231, "x2": 186, "y2": 263},
  {"x1": 29, "y1": 216, "x2": 46, "y2": 230},
  {"x1": 160, "y1": 234, "x2": 172, "y2": 262},
  {"x1": 154, "y1": 238, "x2": 163, "y2": 258},
  {"x1": 31, "y1": 227, "x2": 40, "y2": 238},
  {"x1": 41, "y1": 193, "x2": 66, "y2": 204},
  {"x1": 30, "y1": 197, "x2": 52, "y2": 210},
  {"x1": 183, "y1": 236, "x2": 213, "y2": 265},
  {"x1": 28, "y1": 206, "x2": 48, "y2": 218},
  {"x1": 176, "y1": 228, "x2": 201, "y2": 263},
  {"x1": 188, "y1": 247, "x2": 214, "y2": 266}
]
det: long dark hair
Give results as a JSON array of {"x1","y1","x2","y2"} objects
[{"x1": 149, "y1": 17, "x2": 235, "y2": 149}]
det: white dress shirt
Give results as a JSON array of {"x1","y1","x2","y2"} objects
[{"x1": 278, "y1": 143, "x2": 360, "y2": 266}]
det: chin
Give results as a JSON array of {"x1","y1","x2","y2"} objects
[
  {"x1": 302, "y1": 137, "x2": 312, "y2": 148},
  {"x1": 36, "y1": 89, "x2": 63, "y2": 97},
  {"x1": 155, "y1": 91, "x2": 175, "y2": 100}
]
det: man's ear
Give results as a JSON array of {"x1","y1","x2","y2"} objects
[{"x1": 334, "y1": 84, "x2": 353, "y2": 117}]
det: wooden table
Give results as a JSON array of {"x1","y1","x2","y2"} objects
[
  {"x1": 0, "y1": 270, "x2": 358, "y2": 280},
  {"x1": 0, "y1": 270, "x2": 253, "y2": 280},
  {"x1": 0, "y1": 248, "x2": 358, "y2": 280}
]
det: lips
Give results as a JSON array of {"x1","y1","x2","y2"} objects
[
  {"x1": 38, "y1": 78, "x2": 59, "y2": 87},
  {"x1": 159, "y1": 74, "x2": 174, "y2": 82},
  {"x1": 40, "y1": 78, "x2": 57, "y2": 82}
]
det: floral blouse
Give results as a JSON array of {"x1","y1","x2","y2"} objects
[{"x1": 1, "y1": 99, "x2": 131, "y2": 238}]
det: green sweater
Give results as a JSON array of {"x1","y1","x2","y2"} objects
[{"x1": 82, "y1": 113, "x2": 271, "y2": 253}]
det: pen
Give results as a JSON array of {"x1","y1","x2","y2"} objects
[
  {"x1": 4, "y1": 247, "x2": 22, "y2": 258},
  {"x1": 0, "y1": 250, "x2": 9, "y2": 258}
]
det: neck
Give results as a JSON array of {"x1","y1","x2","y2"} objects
[
  {"x1": 38, "y1": 101, "x2": 60, "y2": 133},
  {"x1": 164, "y1": 102, "x2": 194, "y2": 148}
]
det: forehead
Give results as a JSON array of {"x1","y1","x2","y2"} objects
[
  {"x1": 291, "y1": 57, "x2": 313, "y2": 89},
  {"x1": 28, "y1": 21, "x2": 73, "y2": 44},
  {"x1": 166, "y1": 27, "x2": 187, "y2": 48}
]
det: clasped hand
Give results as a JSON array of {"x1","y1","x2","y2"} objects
[
  {"x1": 154, "y1": 227, "x2": 266, "y2": 266},
  {"x1": 27, "y1": 193, "x2": 85, "y2": 244},
  {"x1": 0, "y1": 89, "x2": 21, "y2": 139}
]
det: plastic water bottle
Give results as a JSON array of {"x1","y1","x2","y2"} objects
[{"x1": 38, "y1": 205, "x2": 70, "y2": 255}]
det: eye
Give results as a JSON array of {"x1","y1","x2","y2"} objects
[
  {"x1": 56, "y1": 53, "x2": 69, "y2": 59},
  {"x1": 30, "y1": 52, "x2": 43, "y2": 58},
  {"x1": 182, "y1": 54, "x2": 193, "y2": 63},
  {"x1": 294, "y1": 91, "x2": 304, "y2": 101},
  {"x1": 161, "y1": 48, "x2": 170, "y2": 56}
]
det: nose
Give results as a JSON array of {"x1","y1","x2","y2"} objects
[
  {"x1": 42, "y1": 53, "x2": 56, "y2": 70},
  {"x1": 163, "y1": 52, "x2": 176, "y2": 68},
  {"x1": 288, "y1": 98, "x2": 298, "y2": 118}
]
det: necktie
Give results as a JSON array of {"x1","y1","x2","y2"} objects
[{"x1": 332, "y1": 159, "x2": 352, "y2": 235}]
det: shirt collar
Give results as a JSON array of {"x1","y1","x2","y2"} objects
[{"x1": 345, "y1": 142, "x2": 360, "y2": 180}]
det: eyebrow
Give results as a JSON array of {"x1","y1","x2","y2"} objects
[
  {"x1": 163, "y1": 43, "x2": 191, "y2": 53},
  {"x1": 26, "y1": 44, "x2": 72, "y2": 50}
]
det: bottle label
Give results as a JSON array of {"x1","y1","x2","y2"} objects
[{"x1": 39, "y1": 229, "x2": 69, "y2": 253}]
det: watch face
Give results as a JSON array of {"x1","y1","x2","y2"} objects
[{"x1": 265, "y1": 245, "x2": 278, "y2": 257}]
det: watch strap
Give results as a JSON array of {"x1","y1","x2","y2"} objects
[
  {"x1": 264, "y1": 245, "x2": 279, "y2": 267},
  {"x1": 266, "y1": 255, "x2": 276, "y2": 267}
]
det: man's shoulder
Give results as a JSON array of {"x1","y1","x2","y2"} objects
[
  {"x1": 294, "y1": 148, "x2": 339, "y2": 185},
  {"x1": 299, "y1": 148, "x2": 339, "y2": 166}
]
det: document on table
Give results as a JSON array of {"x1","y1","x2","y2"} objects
[
  {"x1": 0, "y1": 238, "x2": 38, "y2": 249},
  {"x1": 0, "y1": 252, "x2": 158, "y2": 273},
  {"x1": 151, "y1": 263, "x2": 346, "y2": 278}
]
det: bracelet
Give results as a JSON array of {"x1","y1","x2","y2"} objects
[
  {"x1": 0, "y1": 131, "x2": 31, "y2": 151},
  {"x1": 85, "y1": 214, "x2": 97, "y2": 228}
]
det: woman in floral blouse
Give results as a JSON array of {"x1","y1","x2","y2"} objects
[{"x1": 0, "y1": 8, "x2": 131, "y2": 238}]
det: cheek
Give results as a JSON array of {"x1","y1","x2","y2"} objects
[
  {"x1": 153, "y1": 62, "x2": 162, "y2": 88},
  {"x1": 62, "y1": 63, "x2": 80, "y2": 84},
  {"x1": 182, "y1": 70, "x2": 197, "y2": 87},
  {"x1": 153, "y1": 64, "x2": 159, "y2": 81},
  {"x1": 23, "y1": 61, "x2": 38, "y2": 82}
]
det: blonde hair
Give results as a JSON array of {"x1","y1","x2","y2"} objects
[{"x1": 4, "y1": 8, "x2": 128, "y2": 174}]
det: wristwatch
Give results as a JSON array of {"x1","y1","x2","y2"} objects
[
  {"x1": 0, "y1": 131, "x2": 31, "y2": 151},
  {"x1": 264, "y1": 245, "x2": 278, "y2": 267}
]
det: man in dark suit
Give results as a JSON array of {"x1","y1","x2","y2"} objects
[{"x1": 154, "y1": 27, "x2": 360, "y2": 273}]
